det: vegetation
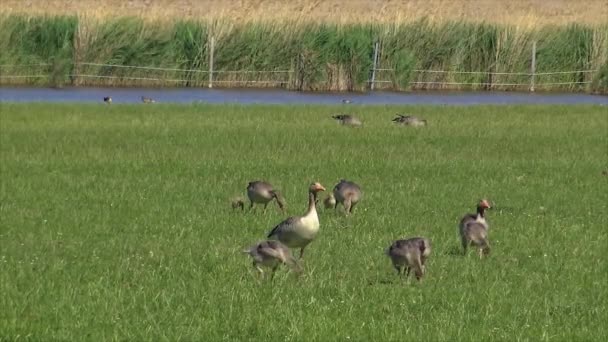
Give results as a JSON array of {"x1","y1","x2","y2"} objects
[
  {"x1": 1, "y1": 103, "x2": 607, "y2": 340},
  {"x1": 2, "y1": 0, "x2": 608, "y2": 26},
  {"x1": 1, "y1": 14, "x2": 606, "y2": 92}
]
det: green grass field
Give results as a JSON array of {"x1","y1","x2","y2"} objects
[{"x1": 1, "y1": 103, "x2": 607, "y2": 341}]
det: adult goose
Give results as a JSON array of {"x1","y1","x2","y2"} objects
[
  {"x1": 243, "y1": 240, "x2": 301, "y2": 279},
  {"x1": 267, "y1": 182, "x2": 326, "y2": 258},
  {"x1": 459, "y1": 199, "x2": 492, "y2": 258},
  {"x1": 332, "y1": 179, "x2": 362, "y2": 215},
  {"x1": 247, "y1": 181, "x2": 286, "y2": 213},
  {"x1": 332, "y1": 114, "x2": 362, "y2": 127},
  {"x1": 103, "y1": 96, "x2": 112, "y2": 104},
  {"x1": 386, "y1": 237, "x2": 432, "y2": 280},
  {"x1": 392, "y1": 114, "x2": 427, "y2": 127}
]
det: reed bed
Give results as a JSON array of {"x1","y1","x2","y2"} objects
[
  {"x1": 3, "y1": 0, "x2": 608, "y2": 26},
  {"x1": 0, "y1": 14, "x2": 607, "y2": 92}
]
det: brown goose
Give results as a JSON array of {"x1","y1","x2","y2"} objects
[
  {"x1": 459, "y1": 199, "x2": 492, "y2": 258},
  {"x1": 267, "y1": 182, "x2": 326, "y2": 258},
  {"x1": 392, "y1": 114, "x2": 427, "y2": 127},
  {"x1": 332, "y1": 114, "x2": 362, "y2": 127},
  {"x1": 243, "y1": 240, "x2": 301, "y2": 279},
  {"x1": 246, "y1": 181, "x2": 286, "y2": 213},
  {"x1": 459, "y1": 199, "x2": 491, "y2": 231},
  {"x1": 332, "y1": 179, "x2": 362, "y2": 215},
  {"x1": 386, "y1": 237, "x2": 432, "y2": 280},
  {"x1": 323, "y1": 193, "x2": 336, "y2": 209},
  {"x1": 230, "y1": 196, "x2": 245, "y2": 211}
]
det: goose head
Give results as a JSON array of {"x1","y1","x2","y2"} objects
[
  {"x1": 309, "y1": 182, "x2": 326, "y2": 194},
  {"x1": 478, "y1": 199, "x2": 491, "y2": 210},
  {"x1": 479, "y1": 199, "x2": 491, "y2": 209}
]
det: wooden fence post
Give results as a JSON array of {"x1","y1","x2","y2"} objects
[
  {"x1": 208, "y1": 36, "x2": 215, "y2": 89},
  {"x1": 370, "y1": 41, "x2": 379, "y2": 91},
  {"x1": 530, "y1": 41, "x2": 536, "y2": 92}
]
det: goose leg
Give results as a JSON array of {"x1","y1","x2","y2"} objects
[
  {"x1": 253, "y1": 262, "x2": 264, "y2": 277},
  {"x1": 249, "y1": 201, "x2": 255, "y2": 212},
  {"x1": 343, "y1": 198, "x2": 352, "y2": 216},
  {"x1": 299, "y1": 247, "x2": 306, "y2": 259},
  {"x1": 461, "y1": 237, "x2": 469, "y2": 256},
  {"x1": 263, "y1": 202, "x2": 268, "y2": 213},
  {"x1": 349, "y1": 202, "x2": 357, "y2": 214},
  {"x1": 393, "y1": 265, "x2": 402, "y2": 275}
]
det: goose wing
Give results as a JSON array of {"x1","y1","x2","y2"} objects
[{"x1": 267, "y1": 216, "x2": 300, "y2": 238}]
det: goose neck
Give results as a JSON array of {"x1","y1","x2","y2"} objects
[{"x1": 307, "y1": 191, "x2": 318, "y2": 214}]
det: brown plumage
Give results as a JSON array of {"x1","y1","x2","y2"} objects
[
  {"x1": 459, "y1": 199, "x2": 492, "y2": 258},
  {"x1": 267, "y1": 182, "x2": 325, "y2": 259},
  {"x1": 243, "y1": 240, "x2": 301, "y2": 279},
  {"x1": 231, "y1": 196, "x2": 245, "y2": 211},
  {"x1": 332, "y1": 114, "x2": 362, "y2": 127},
  {"x1": 386, "y1": 237, "x2": 432, "y2": 280},
  {"x1": 246, "y1": 181, "x2": 286, "y2": 213},
  {"x1": 332, "y1": 179, "x2": 362, "y2": 215}
]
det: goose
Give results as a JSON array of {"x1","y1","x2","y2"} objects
[
  {"x1": 332, "y1": 179, "x2": 362, "y2": 215},
  {"x1": 243, "y1": 240, "x2": 301, "y2": 279},
  {"x1": 323, "y1": 193, "x2": 336, "y2": 209},
  {"x1": 342, "y1": 99, "x2": 352, "y2": 104},
  {"x1": 231, "y1": 196, "x2": 245, "y2": 211},
  {"x1": 392, "y1": 114, "x2": 427, "y2": 127},
  {"x1": 461, "y1": 221, "x2": 491, "y2": 258},
  {"x1": 103, "y1": 96, "x2": 112, "y2": 104},
  {"x1": 141, "y1": 96, "x2": 156, "y2": 103},
  {"x1": 267, "y1": 182, "x2": 326, "y2": 258},
  {"x1": 386, "y1": 237, "x2": 432, "y2": 280},
  {"x1": 459, "y1": 199, "x2": 491, "y2": 231},
  {"x1": 246, "y1": 181, "x2": 286, "y2": 213},
  {"x1": 459, "y1": 199, "x2": 492, "y2": 258},
  {"x1": 332, "y1": 114, "x2": 362, "y2": 127}
]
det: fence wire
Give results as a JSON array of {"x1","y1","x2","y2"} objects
[{"x1": 0, "y1": 61, "x2": 600, "y2": 90}]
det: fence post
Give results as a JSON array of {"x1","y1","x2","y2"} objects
[
  {"x1": 530, "y1": 41, "x2": 536, "y2": 92},
  {"x1": 370, "y1": 41, "x2": 379, "y2": 91},
  {"x1": 208, "y1": 36, "x2": 215, "y2": 89}
]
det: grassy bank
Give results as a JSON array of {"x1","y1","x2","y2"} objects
[
  {"x1": 0, "y1": 15, "x2": 607, "y2": 92},
  {"x1": 1, "y1": 103, "x2": 607, "y2": 340}
]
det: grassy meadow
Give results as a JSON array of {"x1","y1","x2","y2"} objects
[{"x1": 1, "y1": 103, "x2": 607, "y2": 340}]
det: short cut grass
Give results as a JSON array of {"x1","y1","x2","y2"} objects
[{"x1": 1, "y1": 103, "x2": 607, "y2": 340}]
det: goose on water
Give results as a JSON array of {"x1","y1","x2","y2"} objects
[
  {"x1": 392, "y1": 114, "x2": 427, "y2": 127},
  {"x1": 386, "y1": 237, "x2": 432, "y2": 280},
  {"x1": 332, "y1": 179, "x2": 362, "y2": 215},
  {"x1": 332, "y1": 114, "x2": 362, "y2": 127},
  {"x1": 247, "y1": 181, "x2": 286, "y2": 213},
  {"x1": 243, "y1": 240, "x2": 301, "y2": 279},
  {"x1": 459, "y1": 199, "x2": 492, "y2": 258},
  {"x1": 267, "y1": 182, "x2": 326, "y2": 259},
  {"x1": 103, "y1": 96, "x2": 112, "y2": 104},
  {"x1": 141, "y1": 96, "x2": 156, "y2": 103}
]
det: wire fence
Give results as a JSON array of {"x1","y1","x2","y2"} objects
[{"x1": 0, "y1": 39, "x2": 602, "y2": 92}]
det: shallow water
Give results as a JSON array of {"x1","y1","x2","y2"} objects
[{"x1": 0, "y1": 87, "x2": 606, "y2": 105}]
